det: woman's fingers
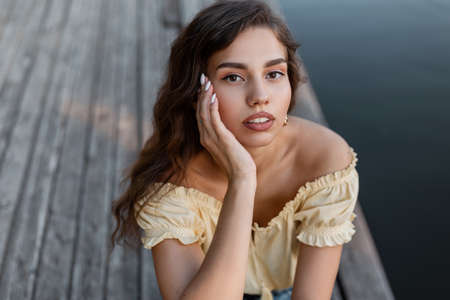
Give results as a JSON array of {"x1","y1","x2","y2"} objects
[
  {"x1": 198, "y1": 73, "x2": 229, "y2": 141},
  {"x1": 209, "y1": 92, "x2": 227, "y2": 138},
  {"x1": 201, "y1": 79, "x2": 213, "y2": 129},
  {"x1": 196, "y1": 75, "x2": 209, "y2": 128},
  {"x1": 197, "y1": 74, "x2": 216, "y2": 143}
]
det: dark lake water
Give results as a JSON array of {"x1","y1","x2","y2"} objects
[{"x1": 280, "y1": 0, "x2": 450, "y2": 299}]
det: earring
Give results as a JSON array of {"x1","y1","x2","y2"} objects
[{"x1": 283, "y1": 115, "x2": 288, "y2": 126}]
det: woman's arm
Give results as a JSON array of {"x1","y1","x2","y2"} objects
[
  {"x1": 291, "y1": 243, "x2": 343, "y2": 300},
  {"x1": 182, "y1": 177, "x2": 256, "y2": 299},
  {"x1": 152, "y1": 177, "x2": 256, "y2": 300},
  {"x1": 291, "y1": 132, "x2": 353, "y2": 299},
  {"x1": 152, "y1": 74, "x2": 257, "y2": 300}
]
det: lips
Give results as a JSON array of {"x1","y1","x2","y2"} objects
[{"x1": 242, "y1": 111, "x2": 275, "y2": 124}]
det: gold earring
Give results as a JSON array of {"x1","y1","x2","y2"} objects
[{"x1": 283, "y1": 115, "x2": 288, "y2": 126}]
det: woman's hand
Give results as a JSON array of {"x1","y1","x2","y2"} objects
[{"x1": 196, "y1": 73, "x2": 256, "y2": 181}]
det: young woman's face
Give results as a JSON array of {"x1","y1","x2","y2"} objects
[{"x1": 206, "y1": 26, "x2": 292, "y2": 148}]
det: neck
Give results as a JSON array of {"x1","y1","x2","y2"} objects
[
  {"x1": 244, "y1": 134, "x2": 285, "y2": 177},
  {"x1": 198, "y1": 126, "x2": 290, "y2": 181}
]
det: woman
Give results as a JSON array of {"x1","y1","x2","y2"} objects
[{"x1": 111, "y1": 1, "x2": 359, "y2": 299}]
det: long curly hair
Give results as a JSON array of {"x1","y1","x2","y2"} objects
[{"x1": 111, "y1": 0, "x2": 308, "y2": 250}]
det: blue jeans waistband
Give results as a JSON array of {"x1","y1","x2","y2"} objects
[{"x1": 243, "y1": 286, "x2": 293, "y2": 300}]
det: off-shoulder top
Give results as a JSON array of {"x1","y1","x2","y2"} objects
[{"x1": 134, "y1": 147, "x2": 359, "y2": 300}]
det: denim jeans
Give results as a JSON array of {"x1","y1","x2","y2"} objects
[{"x1": 243, "y1": 286, "x2": 293, "y2": 300}]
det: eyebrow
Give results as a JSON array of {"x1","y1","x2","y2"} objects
[{"x1": 215, "y1": 58, "x2": 287, "y2": 70}]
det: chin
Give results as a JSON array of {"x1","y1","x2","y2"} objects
[{"x1": 237, "y1": 133, "x2": 275, "y2": 148}]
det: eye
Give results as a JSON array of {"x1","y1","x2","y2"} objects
[
  {"x1": 222, "y1": 74, "x2": 244, "y2": 83},
  {"x1": 266, "y1": 71, "x2": 285, "y2": 80}
]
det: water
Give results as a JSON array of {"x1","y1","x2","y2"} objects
[{"x1": 280, "y1": 0, "x2": 450, "y2": 299}]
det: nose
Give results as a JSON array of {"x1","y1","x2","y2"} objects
[{"x1": 247, "y1": 79, "x2": 269, "y2": 106}]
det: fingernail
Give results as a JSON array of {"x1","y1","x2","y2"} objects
[
  {"x1": 211, "y1": 93, "x2": 216, "y2": 104},
  {"x1": 200, "y1": 73, "x2": 206, "y2": 85},
  {"x1": 205, "y1": 81, "x2": 211, "y2": 91}
]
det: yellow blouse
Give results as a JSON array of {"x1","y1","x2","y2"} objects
[{"x1": 135, "y1": 147, "x2": 359, "y2": 300}]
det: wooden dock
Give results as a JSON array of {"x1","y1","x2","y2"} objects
[{"x1": 0, "y1": 0, "x2": 394, "y2": 299}]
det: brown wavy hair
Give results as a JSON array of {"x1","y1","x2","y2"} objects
[{"x1": 111, "y1": 0, "x2": 308, "y2": 250}]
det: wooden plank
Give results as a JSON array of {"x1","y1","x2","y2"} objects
[
  {"x1": 0, "y1": 0, "x2": 29, "y2": 41},
  {"x1": 338, "y1": 205, "x2": 395, "y2": 300},
  {"x1": 178, "y1": 0, "x2": 203, "y2": 27},
  {"x1": 290, "y1": 80, "x2": 329, "y2": 126},
  {"x1": 0, "y1": 0, "x2": 44, "y2": 169},
  {"x1": 138, "y1": 0, "x2": 179, "y2": 299},
  {"x1": 0, "y1": 0, "x2": 87, "y2": 298},
  {"x1": 0, "y1": 0, "x2": 56, "y2": 285},
  {"x1": 0, "y1": 0, "x2": 37, "y2": 93},
  {"x1": 68, "y1": 0, "x2": 113, "y2": 299},
  {"x1": 30, "y1": 0, "x2": 106, "y2": 299},
  {"x1": 140, "y1": 0, "x2": 179, "y2": 145},
  {"x1": 161, "y1": 0, "x2": 181, "y2": 29},
  {"x1": 0, "y1": 0, "x2": 16, "y2": 34},
  {"x1": 137, "y1": 1, "x2": 157, "y2": 298},
  {"x1": 332, "y1": 287, "x2": 344, "y2": 300},
  {"x1": 105, "y1": 0, "x2": 140, "y2": 298},
  {"x1": 0, "y1": 0, "x2": 71, "y2": 297}
]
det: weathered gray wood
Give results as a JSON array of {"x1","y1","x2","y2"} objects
[
  {"x1": 105, "y1": 0, "x2": 140, "y2": 299},
  {"x1": 0, "y1": 0, "x2": 16, "y2": 36},
  {"x1": 0, "y1": 0, "x2": 76, "y2": 299},
  {"x1": 0, "y1": 0, "x2": 55, "y2": 283},
  {"x1": 339, "y1": 205, "x2": 395, "y2": 300},
  {"x1": 139, "y1": 0, "x2": 179, "y2": 298},
  {"x1": 332, "y1": 286, "x2": 344, "y2": 300},
  {"x1": 68, "y1": 0, "x2": 114, "y2": 299},
  {"x1": 0, "y1": 0, "x2": 28, "y2": 43},
  {"x1": 178, "y1": 0, "x2": 203, "y2": 28},
  {"x1": 31, "y1": 0, "x2": 105, "y2": 299},
  {"x1": 161, "y1": 0, "x2": 181, "y2": 29},
  {"x1": 0, "y1": 0, "x2": 37, "y2": 94},
  {"x1": 291, "y1": 76, "x2": 329, "y2": 126},
  {"x1": 0, "y1": 0, "x2": 45, "y2": 169}
]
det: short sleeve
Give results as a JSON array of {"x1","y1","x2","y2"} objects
[
  {"x1": 294, "y1": 168, "x2": 359, "y2": 247},
  {"x1": 134, "y1": 184, "x2": 206, "y2": 250}
]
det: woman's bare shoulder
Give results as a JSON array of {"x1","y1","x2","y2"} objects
[{"x1": 289, "y1": 116, "x2": 354, "y2": 176}]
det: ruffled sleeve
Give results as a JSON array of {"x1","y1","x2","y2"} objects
[
  {"x1": 294, "y1": 154, "x2": 359, "y2": 247},
  {"x1": 134, "y1": 183, "x2": 206, "y2": 250}
]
